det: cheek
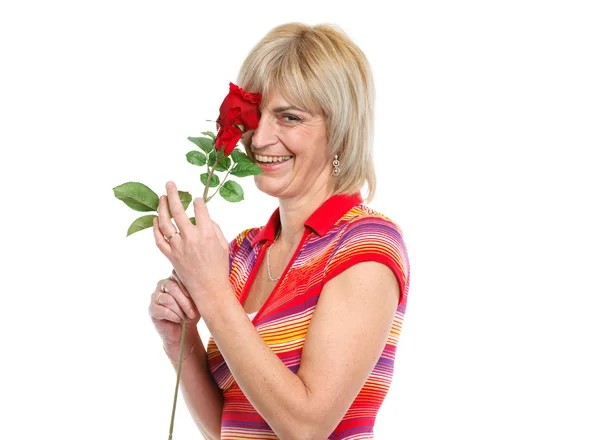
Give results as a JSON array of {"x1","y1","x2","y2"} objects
[
  {"x1": 242, "y1": 131, "x2": 255, "y2": 148},
  {"x1": 241, "y1": 133, "x2": 254, "y2": 155}
]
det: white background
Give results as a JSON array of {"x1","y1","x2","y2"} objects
[{"x1": 1, "y1": 1, "x2": 599, "y2": 439}]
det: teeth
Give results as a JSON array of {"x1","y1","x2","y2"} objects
[{"x1": 255, "y1": 154, "x2": 293, "y2": 163}]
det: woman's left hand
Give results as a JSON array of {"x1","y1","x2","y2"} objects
[{"x1": 152, "y1": 181, "x2": 231, "y2": 310}]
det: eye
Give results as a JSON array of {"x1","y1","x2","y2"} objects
[{"x1": 281, "y1": 114, "x2": 301, "y2": 122}]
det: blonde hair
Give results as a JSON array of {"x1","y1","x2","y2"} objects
[{"x1": 236, "y1": 22, "x2": 377, "y2": 202}]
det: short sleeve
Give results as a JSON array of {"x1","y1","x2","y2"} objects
[{"x1": 323, "y1": 216, "x2": 410, "y2": 305}]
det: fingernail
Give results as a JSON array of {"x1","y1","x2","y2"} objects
[{"x1": 188, "y1": 308, "x2": 196, "y2": 318}]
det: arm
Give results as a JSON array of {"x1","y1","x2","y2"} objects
[
  {"x1": 163, "y1": 329, "x2": 224, "y2": 440},
  {"x1": 198, "y1": 261, "x2": 400, "y2": 440},
  {"x1": 296, "y1": 261, "x2": 400, "y2": 437}
]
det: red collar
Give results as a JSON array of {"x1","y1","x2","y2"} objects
[{"x1": 251, "y1": 192, "x2": 363, "y2": 246}]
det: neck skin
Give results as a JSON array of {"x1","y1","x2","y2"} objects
[{"x1": 276, "y1": 179, "x2": 334, "y2": 251}]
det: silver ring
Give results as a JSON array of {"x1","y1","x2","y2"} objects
[{"x1": 165, "y1": 231, "x2": 179, "y2": 242}]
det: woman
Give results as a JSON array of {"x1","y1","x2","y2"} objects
[{"x1": 149, "y1": 23, "x2": 410, "y2": 439}]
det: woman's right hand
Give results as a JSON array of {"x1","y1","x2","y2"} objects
[{"x1": 148, "y1": 269, "x2": 200, "y2": 350}]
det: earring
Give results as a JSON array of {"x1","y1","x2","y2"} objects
[{"x1": 333, "y1": 154, "x2": 340, "y2": 175}]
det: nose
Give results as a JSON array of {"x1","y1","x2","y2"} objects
[{"x1": 250, "y1": 113, "x2": 277, "y2": 151}]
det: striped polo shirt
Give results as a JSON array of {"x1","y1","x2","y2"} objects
[{"x1": 206, "y1": 192, "x2": 410, "y2": 439}]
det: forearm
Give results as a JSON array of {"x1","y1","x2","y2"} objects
[
  {"x1": 164, "y1": 329, "x2": 223, "y2": 440},
  {"x1": 199, "y1": 289, "x2": 314, "y2": 440}
]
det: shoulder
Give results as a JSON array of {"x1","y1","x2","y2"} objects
[
  {"x1": 325, "y1": 204, "x2": 410, "y2": 303},
  {"x1": 332, "y1": 204, "x2": 408, "y2": 254},
  {"x1": 230, "y1": 226, "x2": 261, "y2": 248},
  {"x1": 227, "y1": 226, "x2": 261, "y2": 265}
]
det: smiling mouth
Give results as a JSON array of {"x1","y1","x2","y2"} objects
[{"x1": 254, "y1": 154, "x2": 294, "y2": 164}]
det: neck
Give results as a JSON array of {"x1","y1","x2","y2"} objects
[{"x1": 277, "y1": 183, "x2": 334, "y2": 249}]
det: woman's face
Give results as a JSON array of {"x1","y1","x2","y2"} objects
[{"x1": 246, "y1": 90, "x2": 332, "y2": 199}]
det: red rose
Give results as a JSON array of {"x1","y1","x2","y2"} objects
[
  {"x1": 219, "y1": 107, "x2": 242, "y2": 127},
  {"x1": 215, "y1": 125, "x2": 243, "y2": 156},
  {"x1": 230, "y1": 82, "x2": 261, "y2": 104},
  {"x1": 216, "y1": 82, "x2": 262, "y2": 131}
]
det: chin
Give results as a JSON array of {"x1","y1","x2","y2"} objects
[{"x1": 254, "y1": 176, "x2": 292, "y2": 199}]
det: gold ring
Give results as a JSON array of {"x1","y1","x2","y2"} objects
[
  {"x1": 161, "y1": 281, "x2": 168, "y2": 293},
  {"x1": 165, "y1": 231, "x2": 179, "y2": 242}
]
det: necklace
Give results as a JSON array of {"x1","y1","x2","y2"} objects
[{"x1": 266, "y1": 228, "x2": 281, "y2": 282}]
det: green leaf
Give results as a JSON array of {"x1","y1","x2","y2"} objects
[
  {"x1": 200, "y1": 173, "x2": 220, "y2": 188},
  {"x1": 189, "y1": 217, "x2": 196, "y2": 225},
  {"x1": 186, "y1": 150, "x2": 207, "y2": 166},
  {"x1": 187, "y1": 136, "x2": 213, "y2": 154},
  {"x1": 208, "y1": 151, "x2": 231, "y2": 172},
  {"x1": 113, "y1": 182, "x2": 159, "y2": 212},
  {"x1": 208, "y1": 150, "x2": 216, "y2": 167},
  {"x1": 126, "y1": 214, "x2": 157, "y2": 236},
  {"x1": 201, "y1": 131, "x2": 216, "y2": 140},
  {"x1": 178, "y1": 191, "x2": 193, "y2": 210},
  {"x1": 231, "y1": 156, "x2": 263, "y2": 177},
  {"x1": 219, "y1": 180, "x2": 244, "y2": 202},
  {"x1": 230, "y1": 148, "x2": 246, "y2": 163},
  {"x1": 219, "y1": 156, "x2": 232, "y2": 171}
]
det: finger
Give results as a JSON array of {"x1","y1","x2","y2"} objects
[
  {"x1": 193, "y1": 197, "x2": 212, "y2": 232},
  {"x1": 211, "y1": 221, "x2": 229, "y2": 249},
  {"x1": 166, "y1": 181, "x2": 193, "y2": 237},
  {"x1": 161, "y1": 278, "x2": 198, "y2": 319},
  {"x1": 152, "y1": 217, "x2": 172, "y2": 255},
  {"x1": 148, "y1": 301, "x2": 183, "y2": 324},
  {"x1": 153, "y1": 290, "x2": 186, "y2": 321},
  {"x1": 157, "y1": 194, "x2": 178, "y2": 239},
  {"x1": 171, "y1": 269, "x2": 191, "y2": 297}
]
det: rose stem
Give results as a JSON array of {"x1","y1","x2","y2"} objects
[
  {"x1": 202, "y1": 155, "x2": 222, "y2": 200},
  {"x1": 168, "y1": 314, "x2": 188, "y2": 440},
  {"x1": 170, "y1": 151, "x2": 221, "y2": 436},
  {"x1": 206, "y1": 167, "x2": 232, "y2": 203}
]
